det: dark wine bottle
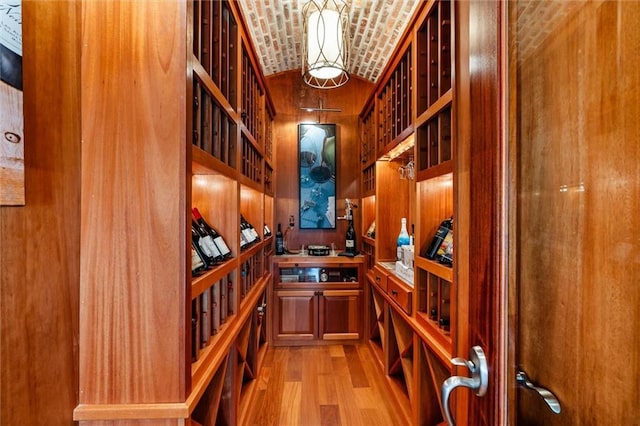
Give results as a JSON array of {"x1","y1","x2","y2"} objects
[
  {"x1": 239, "y1": 217, "x2": 251, "y2": 251},
  {"x1": 200, "y1": 289, "x2": 210, "y2": 348},
  {"x1": 192, "y1": 220, "x2": 223, "y2": 265},
  {"x1": 439, "y1": 316, "x2": 451, "y2": 332},
  {"x1": 345, "y1": 219, "x2": 357, "y2": 254},
  {"x1": 192, "y1": 224, "x2": 216, "y2": 267},
  {"x1": 275, "y1": 223, "x2": 284, "y2": 255},
  {"x1": 425, "y1": 217, "x2": 453, "y2": 260},
  {"x1": 264, "y1": 223, "x2": 272, "y2": 237},
  {"x1": 191, "y1": 242, "x2": 207, "y2": 276},
  {"x1": 193, "y1": 208, "x2": 232, "y2": 259},
  {"x1": 244, "y1": 215, "x2": 261, "y2": 242},
  {"x1": 191, "y1": 300, "x2": 198, "y2": 362},
  {"x1": 220, "y1": 276, "x2": 228, "y2": 323}
]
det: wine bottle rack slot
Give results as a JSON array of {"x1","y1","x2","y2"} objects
[
  {"x1": 377, "y1": 48, "x2": 413, "y2": 153},
  {"x1": 417, "y1": 105, "x2": 451, "y2": 172},
  {"x1": 362, "y1": 239, "x2": 376, "y2": 270},
  {"x1": 362, "y1": 164, "x2": 376, "y2": 196},
  {"x1": 192, "y1": 272, "x2": 237, "y2": 363},
  {"x1": 416, "y1": 0, "x2": 451, "y2": 115},
  {"x1": 193, "y1": 78, "x2": 238, "y2": 168},
  {"x1": 241, "y1": 45, "x2": 264, "y2": 144},
  {"x1": 241, "y1": 133, "x2": 263, "y2": 184},
  {"x1": 264, "y1": 163, "x2": 274, "y2": 196},
  {"x1": 241, "y1": 250, "x2": 263, "y2": 301},
  {"x1": 193, "y1": 0, "x2": 238, "y2": 109},
  {"x1": 418, "y1": 270, "x2": 451, "y2": 335},
  {"x1": 265, "y1": 108, "x2": 274, "y2": 161},
  {"x1": 359, "y1": 103, "x2": 376, "y2": 165}
]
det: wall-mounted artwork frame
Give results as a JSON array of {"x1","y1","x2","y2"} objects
[
  {"x1": 0, "y1": 1, "x2": 24, "y2": 205},
  {"x1": 298, "y1": 123, "x2": 337, "y2": 229}
]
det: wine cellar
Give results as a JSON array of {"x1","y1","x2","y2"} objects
[{"x1": 2, "y1": 0, "x2": 639, "y2": 425}]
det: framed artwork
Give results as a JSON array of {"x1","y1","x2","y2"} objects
[
  {"x1": 298, "y1": 123, "x2": 336, "y2": 229},
  {"x1": 1, "y1": 1, "x2": 24, "y2": 205}
]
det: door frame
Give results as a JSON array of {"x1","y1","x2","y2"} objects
[{"x1": 453, "y1": 0, "x2": 512, "y2": 424}]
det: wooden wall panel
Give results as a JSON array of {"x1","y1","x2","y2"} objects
[
  {"x1": 0, "y1": 1, "x2": 81, "y2": 424},
  {"x1": 266, "y1": 72, "x2": 373, "y2": 251},
  {"x1": 78, "y1": 0, "x2": 187, "y2": 405}
]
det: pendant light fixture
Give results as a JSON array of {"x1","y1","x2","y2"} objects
[{"x1": 302, "y1": 0, "x2": 350, "y2": 89}]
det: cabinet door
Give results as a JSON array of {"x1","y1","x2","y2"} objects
[
  {"x1": 319, "y1": 290, "x2": 362, "y2": 341},
  {"x1": 273, "y1": 290, "x2": 317, "y2": 342}
]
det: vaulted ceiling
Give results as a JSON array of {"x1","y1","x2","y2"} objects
[{"x1": 236, "y1": 0, "x2": 421, "y2": 84}]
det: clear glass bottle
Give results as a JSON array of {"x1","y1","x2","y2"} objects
[{"x1": 397, "y1": 217, "x2": 410, "y2": 260}]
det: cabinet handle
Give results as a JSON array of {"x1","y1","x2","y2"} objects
[
  {"x1": 375, "y1": 276, "x2": 380, "y2": 282},
  {"x1": 516, "y1": 370, "x2": 561, "y2": 414},
  {"x1": 391, "y1": 289, "x2": 398, "y2": 296},
  {"x1": 442, "y1": 346, "x2": 488, "y2": 426}
]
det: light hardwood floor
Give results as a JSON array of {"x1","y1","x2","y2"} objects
[{"x1": 241, "y1": 344, "x2": 409, "y2": 426}]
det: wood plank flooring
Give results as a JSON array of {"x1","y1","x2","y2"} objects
[{"x1": 241, "y1": 344, "x2": 410, "y2": 426}]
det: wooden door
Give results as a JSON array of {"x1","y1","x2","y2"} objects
[
  {"x1": 508, "y1": 1, "x2": 640, "y2": 424},
  {"x1": 319, "y1": 289, "x2": 362, "y2": 340},
  {"x1": 273, "y1": 290, "x2": 317, "y2": 342},
  {"x1": 454, "y1": 0, "x2": 640, "y2": 424}
]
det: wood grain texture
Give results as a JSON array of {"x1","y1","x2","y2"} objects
[
  {"x1": 78, "y1": 0, "x2": 187, "y2": 405},
  {"x1": 267, "y1": 72, "x2": 373, "y2": 251},
  {"x1": 514, "y1": 1, "x2": 640, "y2": 424},
  {"x1": 1, "y1": 1, "x2": 81, "y2": 424},
  {"x1": 243, "y1": 344, "x2": 408, "y2": 426}
]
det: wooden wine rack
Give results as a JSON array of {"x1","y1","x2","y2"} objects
[
  {"x1": 377, "y1": 48, "x2": 413, "y2": 154},
  {"x1": 357, "y1": 0, "x2": 457, "y2": 424}
]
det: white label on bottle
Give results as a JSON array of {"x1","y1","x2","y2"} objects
[
  {"x1": 242, "y1": 228, "x2": 253, "y2": 243},
  {"x1": 191, "y1": 248, "x2": 204, "y2": 270},
  {"x1": 214, "y1": 236, "x2": 231, "y2": 256},
  {"x1": 346, "y1": 239, "x2": 354, "y2": 248},
  {"x1": 198, "y1": 239, "x2": 213, "y2": 257},
  {"x1": 202, "y1": 235, "x2": 221, "y2": 258},
  {"x1": 198, "y1": 235, "x2": 220, "y2": 258}
]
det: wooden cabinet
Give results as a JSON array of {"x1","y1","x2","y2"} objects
[
  {"x1": 74, "y1": 0, "x2": 274, "y2": 424},
  {"x1": 273, "y1": 290, "x2": 317, "y2": 341},
  {"x1": 271, "y1": 256, "x2": 364, "y2": 346},
  {"x1": 358, "y1": 1, "x2": 458, "y2": 425}
]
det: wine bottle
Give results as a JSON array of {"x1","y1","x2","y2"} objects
[
  {"x1": 220, "y1": 276, "x2": 228, "y2": 323},
  {"x1": 192, "y1": 223, "x2": 218, "y2": 267},
  {"x1": 239, "y1": 217, "x2": 252, "y2": 250},
  {"x1": 264, "y1": 223, "x2": 272, "y2": 237},
  {"x1": 239, "y1": 215, "x2": 255, "y2": 247},
  {"x1": 397, "y1": 218, "x2": 410, "y2": 260},
  {"x1": 365, "y1": 220, "x2": 376, "y2": 238},
  {"x1": 191, "y1": 300, "x2": 198, "y2": 362},
  {"x1": 211, "y1": 284, "x2": 220, "y2": 335},
  {"x1": 191, "y1": 242, "x2": 206, "y2": 276},
  {"x1": 193, "y1": 208, "x2": 232, "y2": 259},
  {"x1": 425, "y1": 217, "x2": 453, "y2": 260},
  {"x1": 345, "y1": 219, "x2": 357, "y2": 254},
  {"x1": 194, "y1": 219, "x2": 224, "y2": 264},
  {"x1": 200, "y1": 289, "x2": 211, "y2": 348},
  {"x1": 243, "y1": 215, "x2": 261, "y2": 242},
  {"x1": 275, "y1": 223, "x2": 284, "y2": 255},
  {"x1": 436, "y1": 222, "x2": 453, "y2": 266}
]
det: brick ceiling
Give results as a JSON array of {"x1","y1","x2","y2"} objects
[{"x1": 236, "y1": 0, "x2": 421, "y2": 83}]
